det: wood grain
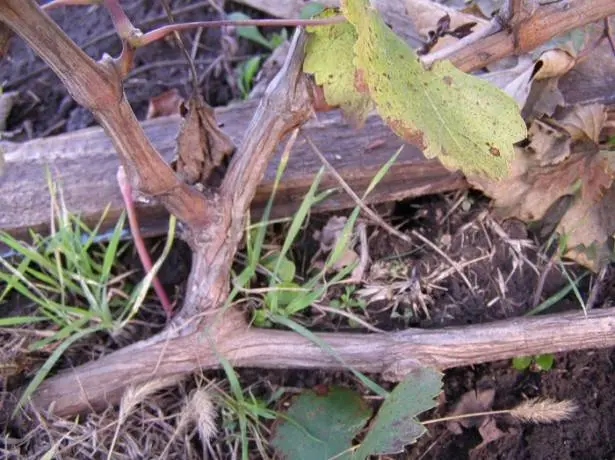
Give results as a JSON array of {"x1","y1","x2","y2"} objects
[
  {"x1": 31, "y1": 307, "x2": 615, "y2": 417},
  {"x1": 0, "y1": 100, "x2": 465, "y2": 244}
]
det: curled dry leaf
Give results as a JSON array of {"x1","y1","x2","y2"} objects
[
  {"x1": 526, "y1": 119, "x2": 571, "y2": 166},
  {"x1": 174, "y1": 93, "x2": 235, "y2": 185},
  {"x1": 405, "y1": 0, "x2": 489, "y2": 54},
  {"x1": 558, "y1": 103, "x2": 607, "y2": 142},
  {"x1": 475, "y1": 104, "x2": 615, "y2": 270},
  {"x1": 483, "y1": 49, "x2": 575, "y2": 113},
  {"x1": 146, "y1": 88, "x2": 183, "y2": 119},
  {"x1": 0, "y1": 90, "x2": 18, "y2": 132},
  {"x1": 446, "y1": 388, "x2": 495, "y2": 434},
  {"x1": 446, "y1": 388, "x2": 509, "y2": 450},
  {"x1": 312, "y1": 216, "x2": 360, "y2": 273}
]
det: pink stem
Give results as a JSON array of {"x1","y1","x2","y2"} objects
[
  {"x1": 138, "y1": 16, "x2": 346, "y2": 46},
  {"x1": 117, "y1": 166, "x2": 174, "y2": 319},
  {"x1": 42, "y1": 0, "x2": 95, "y2": 10}
]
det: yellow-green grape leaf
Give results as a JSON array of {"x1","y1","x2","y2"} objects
[
  {"x1": 341, "y1": 0, "x2": 527, "y2": 178},
  {"x1": 303, "y1": 9, "x2": 372, "y2": 124}
]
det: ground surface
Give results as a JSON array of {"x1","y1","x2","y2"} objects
[{"x1": 1, "y1": 1, "x2": 615, "y2": 459}]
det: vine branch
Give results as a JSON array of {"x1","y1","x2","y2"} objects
[{"x1": 0, "y1": 0, "x2": 212, "y2": 228}]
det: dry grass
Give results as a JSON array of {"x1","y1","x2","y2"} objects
[{"x1": 510, "y1": 398, "x2": 578, "y2": 424}]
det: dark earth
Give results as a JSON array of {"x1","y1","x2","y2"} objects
[{"x1": 1, "y1": 1, "x2": 615, "y2": 459}]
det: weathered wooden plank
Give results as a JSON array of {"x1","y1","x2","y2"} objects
[{"x1": 0, "y1": 99, "x2": 465, "y2": 242}]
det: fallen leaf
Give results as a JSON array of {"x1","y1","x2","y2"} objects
[
  {"x1": 526, "y1": 119, "x2": 571, "y2": 166},
  {"x1": 558, "y1": 39, "x2": 615, "y2": 107},
  {"x1": 146, "y1": 88, "x2": 183, "y2": 119},
  {"x1": 174, "y1": 93, "x2": 235, "y2": 185},
  {"x1": 446, "y1": 388, "x2": 495, "y2": 434},
  {"x1": 559, "y1": 103, "x2": 607, "y2": 143},
  {"x1": 312, "y1": 216, "x2": 360, "y2": 272},
  {"x1": 271, "y1": 386, "x2": 372, "y2": 460},
  {"x1": 341, "y1": 0, "x2": 526, "y2": 178},
  {"x1": 0, "y1": 90, "x2": 18, "y2": 132},
  {"x1": 405, "y1": 0, "x2": 490, "y2": 54},
  {"x1": 474, "y1": 417, "x2": 507, "y2": 450},
  {"x1": 475, "y1": 110, "x2": 615, "y2": 271}
]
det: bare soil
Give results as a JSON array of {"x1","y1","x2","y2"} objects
[{"x1": 2, "y1": 1, "x2": 615, "y2": 459}]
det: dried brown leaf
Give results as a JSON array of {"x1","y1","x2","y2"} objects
[
  {"x1": 533, "y1": 49, "x2": 576, "y2": 80},
  {"x1": 405, "y1": 0, "x2": 489, "y2": 54},
  {"x1": 312, "y1": 216, "x2": 361, "y2": 272},
  {"x1": 559, "y1": 103, "x2": 607, "y2": 142},
  {"x1": 0, "y1": 90, "x2": 18, "y2": 132},
  {"x1": 446, "y1": 388, "x2": 495, "y2": 433},
  {"x1": 174, "y1": 93, "x2": 235, "y2": 185},
  {"x1": 526, "y1": 119, "x2": 571, "y2": 166},
  {"x1": 475, "y1": 417, "x2": 507, "y2": 449},
  {"x1": 475, "y1": 111, "x2": 615, "y2": 270},
  {"x1": 146, "y1": 88, "x2": 183, "y2": 119},
  {"x1": 558, "y1": 40, "x2": 615, "y2": 107}
]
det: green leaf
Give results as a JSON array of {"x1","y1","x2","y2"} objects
[
  {"x1": 336, "y1": 0, "x2": 526, "y2": 178},
  {"x1": 300, "y1": 2, "x2": 326, "y2": 19},
  {"x1": 355, "y1": 368, "x2": 442, "y2": 458},
  {"x1": 265, "y1": 281, "x2": 302, "y2": 308},
  {"x1": 271, "y1": 386, "x2": 372, "y2": 460},
  {"x1": 228, "y1": 12, "x2": 275, "y2": 50},
  {"x1": 303, "y1": 9, "x2": 372, "y2": 124},
  {"x1": 512, "y1": 355, "x2": 532, "y2": 370},
  {"x1": 534, "y1": 353, "x2": 554, "y2": 371},
  {"x1": 261, "y1": 252, "x2": 296, "y2": 282},
  {"x1": 238, "y1": 55, "x2": 262, "y2": 97}
]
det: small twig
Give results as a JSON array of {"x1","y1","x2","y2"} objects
[
  {"x1": 137, "y1": 16, "x2": 346, "y2": 47},
  {"x1": 302, "y1": 132, "x2": 413, "y2": 246},
  {"x1": 159, "y1": 0, "x2": 199, "y2": 93},
  {"x1": 313, "y1": 303, "x2": 386, "y2": 334},
  {"x1": 586, "y1": 265, "x2": 609, "y2": 311},
  {"x1": 80, "y1": 1, "x2": 214, "y2": 50},
  {"x1": 532, "y1": 256, "x2": 555, "y2": 308},
  {"x1": 302, "y1": 132, "x2": 474, "y2": 291},
  {"x1": 421, "y1": 17, "x2": 503, "y2": 68},
  {"x1": 42, "y1": 0, "x2": 95, "y2": 10},
  {"x1": 124, "y1": 57, "x2": 217, "y2": 79}
]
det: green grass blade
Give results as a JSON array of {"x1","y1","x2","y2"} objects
[
  {"x1": 0, "y1": 316, "x2": 46, "y2": 326},
  {"x1": 101, "y1": 212, "x2": 126, "y2": 283},
  {"x1": 524, "y1": 271, "x2": 589, "y2": 316},
  {"x1": 272, "y1": 167, "x2": 325, "y2": 279},
  {"x1": 15, "y1": 325, "x2": 101, "y2": 416}
]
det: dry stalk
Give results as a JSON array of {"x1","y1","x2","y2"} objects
[{"x1": 509, "y1": 398, "x2": 578, "y2": 424}]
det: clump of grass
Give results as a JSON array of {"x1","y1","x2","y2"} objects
[{"x1": 0, "y1": 176, "x2": 175, "y2": 411}]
